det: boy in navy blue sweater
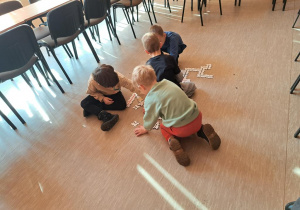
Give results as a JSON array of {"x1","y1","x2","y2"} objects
[
  {"x1": 150, "y1": 24, "x2": 186, "y2": 64},
  {"x1": 142, "y1": 32, "x2": 196, "y2": 97}
]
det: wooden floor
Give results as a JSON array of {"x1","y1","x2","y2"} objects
[{"x1": 1, "y1": 0, "x2": 300, "y2": 209}]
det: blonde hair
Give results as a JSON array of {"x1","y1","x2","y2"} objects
[
  {"x1": 132, "y1": 65, "x2": 157, "y2": 88},
  {"x1": 150, "y1": 24, "x2": 164, "y2": 36},
  {"x1": 141, "y1": 32, "x2": 160, "y2": 53}
]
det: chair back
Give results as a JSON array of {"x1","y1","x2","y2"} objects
[
  {"x1": 84, "y1": 0, "x2": 109, "y2": 20},
  {"x1": 0, "y1": 0, "x2": 22, "y2": 16},
  {"x1": 0, "y1": 25, "x2": 39, "y2": 73},
  {"x1": 47, "y1": 1, "x2": 84, "y2": 43}
]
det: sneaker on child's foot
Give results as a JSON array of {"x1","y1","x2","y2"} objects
[
  {"x1": 197, "y1": 124, "x2": 221, "y2": 150},
  {"x1": 83, "y1": 110, "x2": 91, "y2": 117},
  {"x1": 98, "y1": 111, "x2": 119, "y2": 131},
  {"x1": 168, "y1": 137, "x2": 190, "y2": 166}
]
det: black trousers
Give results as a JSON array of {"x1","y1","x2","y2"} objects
[{"x1": 80, "y1": 91, "x2": 126, "y2": 116}]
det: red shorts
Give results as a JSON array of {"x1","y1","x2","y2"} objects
[{"x1": 160, "y1": 112, "x2": 202, "y2": 141}]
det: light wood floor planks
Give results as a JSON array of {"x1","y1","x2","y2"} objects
[{"x1": 0, "y1": 0, "x2": 300, "y2": 209}]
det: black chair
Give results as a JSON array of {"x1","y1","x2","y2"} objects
[
  {"x1": 272, "y1": 0, "x2": 287, "y2": 11},
  {"x1": 0, "y1": 24, "x2": 65, "y2": 92},
  {"x1": 112, "y1": 0, "x2": 154, "y2": 38},
  {"x1": 84, "y1": 0, "x2": 121, "y2": 45},
  {"x1": 295, "y1": 128, "x2": 300, "y2": 138},
  {"x1": 38, "y1": 1, "x2": 100, "y2": 84},
  {"x1": 290, "y1": 74, "x2": 300, "y2": 94},
  {"x1": 0, "y1": 25, "x2": 66, "y2": 129}
]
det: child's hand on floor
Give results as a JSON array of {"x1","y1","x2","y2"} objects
[
  {"x1": 103, "y1": 97, "x2": 114, "y2": 105},
  {"x1": 134, "y1": 125, "x2": 148, "y2": 136}
]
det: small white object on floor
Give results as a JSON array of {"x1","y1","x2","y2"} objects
[
  {"x1": 153, "y1": 121, "x2": 160, "y2": 130},
  {"x1": 131, "y1": 121, "x2": 139, "y2": 127},
  {"x1": 127, "y1": 93, "x2": 137, "y2": 107},
  {"x1": 133, "y1": 105, "x2": 141, "y2": 110}
]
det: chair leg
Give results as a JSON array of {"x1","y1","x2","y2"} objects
[
  {"x1": 239, "y1": 0, "x2": 241, "y2": 6},
  {"x1": 82, "y1": 31, "x2": 100, "y2": 63},
  {"x1": 295, "y1": 52, "x2": 300, "y2": 61},
  {"x1": 62, "y1": 45, "x2": 73, "y2": 58},
  {"x1": 35, "y1": 62, "x2": 51, "y2": 86},
  {"x1": 21, "y1": 73, "x2": 33, "y2": 88},
  {"x1": 181, "y1": 0, "x2": 186, "y2": 23},
  {"x1": 167, "y1": 0, "x2": 171, "y2": 13},
  {"x1": 30, "y1": 67, "x2": 43, "y2": 88},
  {"x1": 292, "y1": 13, "x2": 300, "y2": 28},
  {"x1": 149, "y1": 0, "x2": 157, "y2": 23},
  {"x1": 290, "y1": 74, "x2": 300, "y2": 94},
  {"x1": 0, "y1": 110, "x2": 17, "y2": 130},
  {"x1": 39, "y1": 54, "x2": 65, "y2": 94},
  {"x1": 235, "y1": 0, "x2": 237, "y2": 6},
  {"x1": 64, "y1": 44, "x2": 74, "y2": 57},
  {"x1": 71, "y1": 41, "x2": 78, "y2": 60},
  {"x1": 282, "y1": 0, "x2": 286, "y2": 11},
  {"x1": 88, "y1": 26, "x2": 97, "y2": 41},
  {"x1": 48, "y1": 48, "x2": 73, "y2": 84},
  {"x1": 294, "y1": 128, "x2": 300, "y2": 138},
  {"x1": 219, "y1": 0, "x2": 222, "y2": 15},
  {"x1": 104, "y1": 19, "x2": 112, "y2": 41},
  {"x1": 95, "y1": 25, "x2": 102, "y2": 43},
  {"x1": 0, "y1": 91, "x2": 26, "y2": 124},
  {"x1": 199, "y1": 0, "x2": 204, "y2": 26},
  {"x1": 142, "y1": 0, "x2": 153, "y2": 25},
  {"x1": 107, "y1": 16, "x2": 121, "y2": 45},
  {"x1": 272, "y1": 0, "x2": 276, "y2": 11},
  {"x1": 46, "y1": 47, "x2": 50, "y2": 56},
  {"x1": 123, "y1": 8, "x2": 137, "y2": 39}
]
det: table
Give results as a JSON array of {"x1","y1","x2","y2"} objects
[{"x1": 0, "y1": 0, "x2": 73, "y2": 34}]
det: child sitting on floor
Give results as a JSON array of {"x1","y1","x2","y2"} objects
[
  {"x1": 142, "y1": 32, "x2": 196, "y2": 97},
  {"x1": 81, "y1": 64, "x2": 139, "y2": 131},
  {"x1": 150, "y1": 24, "x2": 186, "y2": 64},
  {"x1": 132, "y1": 65, "x2": 221, "y2": 166}
]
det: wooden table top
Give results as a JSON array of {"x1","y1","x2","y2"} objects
[{"x1": 0, "y1": 0, "x2": 74, "y2": 34}]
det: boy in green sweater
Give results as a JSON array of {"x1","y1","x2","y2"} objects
[{"x1": 132, "y1": 65, "x2": 221, "y2": 166}]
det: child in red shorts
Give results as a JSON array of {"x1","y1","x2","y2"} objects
[{"x1": 132, "y1": 65, "x2": 221, "y2": 166}]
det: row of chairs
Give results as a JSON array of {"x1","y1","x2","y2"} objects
[
  {"x1": 0, "y1": 0, "x2": 160, "y2": 130},
  {"x1": 0, "y1": 0, "x2": 128, "y2": 130}
]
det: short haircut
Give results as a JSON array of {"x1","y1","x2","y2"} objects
[
  {"x1": 150, "y1": 24, "x2": 164, "y2": 36},
  {"x1": 132, "y1": 65, "x2": 157, "y2": 88},
  {"x1": 142, "y1": 32, "x2": 160, "y2": 54},
  {"x1": 92, "y1": 64, "x2": 119, "y2": 88}
]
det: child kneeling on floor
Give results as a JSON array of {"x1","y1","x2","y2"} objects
[
  {"x1": 132, "y1": 65, "x2": 221, "y2": 166},
  {"x1": 81, "y1": 64, "x2": 139, "y2": 131}
]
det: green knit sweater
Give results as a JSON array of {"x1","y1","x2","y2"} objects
[{"x1": 143, "y1": 79, "x2": 199, "y2": 130}]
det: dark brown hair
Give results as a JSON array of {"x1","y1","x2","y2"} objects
[{"x1": 92, "y1": 64, "x2": 119, "y2": 87}]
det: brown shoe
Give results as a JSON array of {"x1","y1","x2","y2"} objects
[
  {"x1": 197, "y1": 124, "x2": 221, "y2": 150},
  {"x1": 168, "y1": 137, "x2": 190, "y2": 166}
]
